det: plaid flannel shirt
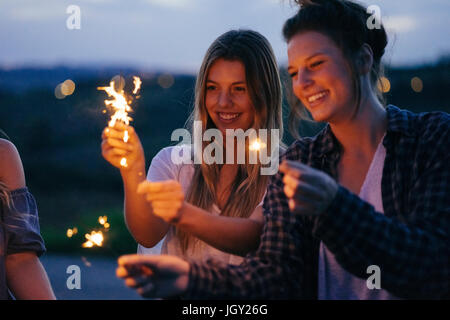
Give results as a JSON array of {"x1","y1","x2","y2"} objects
[{"x1": 185, "y1": 105, "x2": 450, "y2": 299}]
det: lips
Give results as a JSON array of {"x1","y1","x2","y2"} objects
[
  {"x1": 305, "y1": 90, "x2": 329, "y2": 106},
  {"x1": 217, "y1": 112, "x2": 241, "y2": 123}
]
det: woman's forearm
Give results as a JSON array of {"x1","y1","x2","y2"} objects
[
  {"x1": 122, "y1": 169, "x2": 169, "y2": 248},
  {"x1": 6, "y1": 252, "x2": 55, "y2": 300},
  {"x1": 176, "y1": 203, "x2": 263, "y2": 256}
]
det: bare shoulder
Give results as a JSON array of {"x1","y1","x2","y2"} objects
[{"x1": 0, "y1": 138, "x2": 26, "y2": 190}]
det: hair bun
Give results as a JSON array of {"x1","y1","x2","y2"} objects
[{"x1": 366, "y1": 26, "x2": 388, "y2": 63}]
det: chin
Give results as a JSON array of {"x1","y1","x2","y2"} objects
[{"x1": 310, "y1": 111, "x2": 329, "y2": 123}]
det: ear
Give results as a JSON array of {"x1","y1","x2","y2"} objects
[{"x1": 357, "y1": 43, "x2": 374, "y2": 75}]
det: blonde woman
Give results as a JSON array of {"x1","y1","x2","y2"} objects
[
  {"x1": 0, "y1": 133, "x2": 55, "y2": 299},
  {"x1": 102, "y1": 30, "x2": 283, "y2": 264}
]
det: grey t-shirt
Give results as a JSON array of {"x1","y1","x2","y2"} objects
[{"x1": 0, "y1": 187, "x2": 46, "y2": 300}]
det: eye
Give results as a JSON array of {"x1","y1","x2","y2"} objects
[
  {"x1": 309, "y1": 60, "x2": 324, "y2": 69},
  {"x1": 233, "y1": 86, "x2": 246, "y2": 93},
  {"x1": 289, "y1": 71, "x2": 298, "y2": 78},
  {"x1": 206, "y1": 85, "x2": 217, "y2": 91}
]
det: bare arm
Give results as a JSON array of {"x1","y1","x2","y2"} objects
[
  {"x1": 176, "y1": 203, "x2": 263, "y2": 256},
  {"x1": 121, "y1": 168, "x2": 169, "y2": 248},
  {"x1": 6, "y1": 252, "x2": 55, "y2": 300},
  {"x1": 138, "y1": 180, "x2": 265, "y2": 256},
  {"x1": 101, "y1": 125, "x2": 169, "y2": 248}
]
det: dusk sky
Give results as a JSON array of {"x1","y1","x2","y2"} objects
[{"x1": 1, "y1": 0, "x2": 449, "y2": 72}]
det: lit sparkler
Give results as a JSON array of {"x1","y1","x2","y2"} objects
[
  {"x1": 249, "y1": 139, "x2": 266, "y2": 151},
  {"x1": 98, "y1": 76, "x2": 142, "y2": 168},
  {"x1": 66, "y1": 215, "x2": 117, "y2": 259},
  {"x1": 82, "y1": 230, "x2": 104, "y2": 248},
  {"x1": 133, "y1": 76, "x2": 142, "y2": 95}
]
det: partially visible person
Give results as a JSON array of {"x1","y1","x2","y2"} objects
[
  {"x1": 116, "y1": 0, "x2": 449, "y2": 300},
  {"x1": 0, "y1": 132, "x2": 55, "y2": 300}
]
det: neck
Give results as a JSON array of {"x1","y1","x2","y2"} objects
[{"x1": 329, "y1": 94, "x2": 387, "y2": 159}]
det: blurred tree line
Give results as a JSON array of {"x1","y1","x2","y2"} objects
[{"x1": 0, "y1": 59, "x2": 448, "y2": 255}]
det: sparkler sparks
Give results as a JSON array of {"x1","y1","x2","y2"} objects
[
  {"x1": 98, "y1": 76, "x2": 142, "y2": 168},
  {"x1": 66, "y1": 227, "x2": 78, "y2": 238},
  {"x1": 120, "y1": 158, "x2": 128, "y2": 168},
  {"x1": 249, "y1": 139, "x2": 266, "y2": 151},
  {"x1": 82, "y1": 230, "x2": 104, "y2": 248},
  {"x1": 67, "y1": 215, "x2": 111, "y2": 253},
  {"x1": 97, "y1": 80, "x2": 133, "y2": 128},
  {"x1": 98, "y1": 215, "x2": 110, "y2": 229},
  {"x1": 133, "y1": 76, "x2": 142, "y2": 95}
]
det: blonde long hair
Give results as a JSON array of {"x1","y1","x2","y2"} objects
[{"x1": 177, "y1": 30, "x2": 284, "y2": 254}]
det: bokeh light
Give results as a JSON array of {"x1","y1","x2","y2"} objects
[
  {"x1": 157, "y1": 73, "x2": 175, "y2": 89},
  {"x1": 55, "y1": 79, "x2": 76, "y2": 99},
  {"x1": 54, "y1": 83, "x2": 66, "y2": 99},
  {"x1": 377, "y1": 76, "x2": 391, "y2": 93},
  {"x1": 411, "y1": 77, "x2": 423, "y2": 92},
  {"x1": 61, "y1": 79, "x2": 76, "y2": 96}
]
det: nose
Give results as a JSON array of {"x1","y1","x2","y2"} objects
[
  {"x1": 218, "y1": 90, "x2": 232, "y2": 108},
  {"x1": 293, "y1": 68, "x2": 314, "y2": 93}
]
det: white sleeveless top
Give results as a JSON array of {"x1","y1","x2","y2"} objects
[{"x1": 137, "y1": 145, "x2": 264, "y2": 265}]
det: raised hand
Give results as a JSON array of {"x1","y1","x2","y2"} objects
[
  {"x1": 279, "y1": 160, "x2": 338, "y2": 216},
  {"x1": 137, "y1": 180, "x2": 185, "y2": 224},
  {"x1": 101, "y1": 122, "x2": 145, "y2": 174}
]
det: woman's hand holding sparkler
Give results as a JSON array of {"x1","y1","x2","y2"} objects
[
  {"x1": 101, "y1": 122, "x2": 145, "y2": 174},
  {"x1": 117, "y1": 254, "x2": 189, "y2": 298},
  {"x1": 279, "y1": 160, "x2": 339, "y2": 216},
  {"x1": 137, "y1": 180, "x2": 185, "y2": 224}
]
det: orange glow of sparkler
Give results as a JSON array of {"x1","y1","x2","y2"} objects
[
  {"x1": 98, "y1": 76, "x2": 141, "y2": 168},
  {"x1": 133, "y1": 76, "x2": 142, "y2": 95},
  {"x1": 98, "y1": 216, "x2": 111, "y2": 229},
  {"x1": 98, "y1": 215, "x2": 107, "y2": 225},
  {"x1": 82, "y1": 230, "x2": 104, "y2": 248},
  {"x1": 249, "y1": 139, "x2": 266, "y2": 151},
  {"x1": 66, "y1": 227, "x2": 78, "y2": 238},
  {"x1": 120, "y1": 158, "x2": 128, "y2": 167},
  {"x1": 97, "y1": 80, "x2": 132, "y2": 128}
]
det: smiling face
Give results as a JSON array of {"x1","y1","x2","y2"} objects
[
  {"x1": 287, "y1": 31, "x2": 356, "y2": 123},
  {"x1": 205, "y1": 58, "x2": 255, "y2": 134}
]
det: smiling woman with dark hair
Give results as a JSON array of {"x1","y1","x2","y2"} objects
[{"x1": 115, "y1": 0, "x2": 449, "y2": 300}]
